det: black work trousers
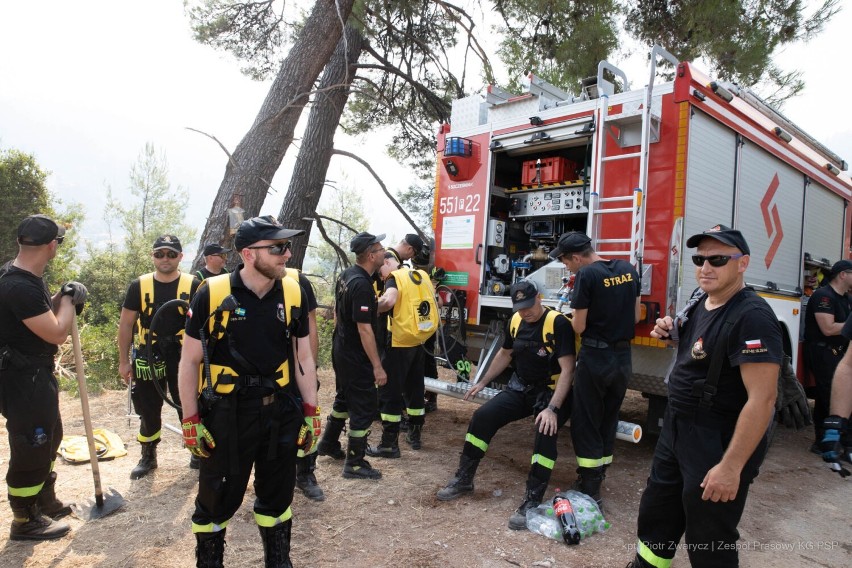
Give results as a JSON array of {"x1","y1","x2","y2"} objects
[
  {"x1": 3, "y1": 365, "x2": 62, "y2": 504},
  {"x1": 330, "y1": 337, "x2": 377, "y2": 433},
  {"x1": 807, "y1": 343, "x2": 847, "y2": 444},
  {"x1": 131, "y1": 348, "x2": 182, "y2": 441},
  {"x1": 462, "y1": 388, "x2": 570, "y2": 483},
  {"x1": 192, "y1": 392, "x2": 301, "y2": 532},
  {"x1": 570, "y1": 345, "x2": 631, "y2": 468},
  {"x1": 635, "y1": 408, "x2": 768, "y2": 568},
  {"x1": 379, "y1": 346, "x2": 425, "y2": 426}
]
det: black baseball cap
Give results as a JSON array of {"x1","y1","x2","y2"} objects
[
  {"x1": 234, "y1": 216, "x2": 304, "y2": 251},
  {"x1": 350, "y1": 232, "x2": 386, "y2": 254},
  {"x1": 828, "y1": 259, "x2": 852, "y2": 279},
  {"x1": 686, "y1": 224, "x2": 750, "y2": 255},
  {"x1": 549, "y1": 231, "x2": 592, "y2": 259},
  {"x1": 202, "y1": 244, "x2": 231, "y2": 256},
  {"x1": 153, "y1": 235, "x2": 183, "y2": 253},
  {"x1": 404, "y1": 233, "x2": 425, "y2": 254},
  {"x1": 17, "y1": 214, "x2": 65, "y2": 246},
  {"x1": 510, "y1": 280, "x2": 539, "y2": 310}
]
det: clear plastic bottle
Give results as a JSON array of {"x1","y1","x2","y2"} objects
[
  {"x1": 525, "y1": 504, "x2": 562, "y2": 540},
  {"x1": 32, "y1": 427, "x2": 47, "y2": 447},
  {"x1": 553, "y1": 495, "x2": 581, "y2": 545}
]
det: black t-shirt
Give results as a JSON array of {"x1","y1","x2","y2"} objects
[
  {"x1": 334, "y1": 265, "x2": 378, "y2": 350},
  {"x1": 804, "y1": 284, "x2": 852, "y2": 348},
  {"x1": 571, "y1": 259, "x2": 640, "y2": 342},
  {"x1": 502, "y1": 308, "x2": 575, "y2": 385},
  {"x1": 842, "y1": 314, "x2": 852, "y2": 341},
  {"x1": 123, "y1": 273, "x2": 201, "y2": 347},
  {"x1": 0, "y1": 262, "x2": 57, "y2": 357},
  {"x1": 185, "y1": 267, "x2": 309, "y2": 377},
  {"x1": 196, "y1": 266, "x2": 228, "y2": 281},
  {"x1": 667, "y1": 289, "x2": 783, "y2": 420}
]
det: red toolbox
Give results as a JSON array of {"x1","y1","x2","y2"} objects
[{"x1": 521, "y1": 157, "x2": 578, "y2": 186}]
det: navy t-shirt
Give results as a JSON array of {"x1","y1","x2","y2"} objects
[
  {"x1": 571, "y1": 259, "x2": 640, "y2": 342},
  {"x1": 502, "y1": 308, "x2": 575, "y2": 385}
]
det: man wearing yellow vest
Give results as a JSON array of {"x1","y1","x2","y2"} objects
[{"x1": 118, "y1": 235, "x2": 200, "y2": 479}]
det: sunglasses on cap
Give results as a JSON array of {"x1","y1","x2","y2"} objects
[
  {"x1": 691, "y1": 253, "x2": 744, "y2": 267},
  {"x1": 246, "y1": 241, "x2": 292, "y2": 256},
  {"x1": 153, "y1": 250, "x2": 179, "y2": 259}
]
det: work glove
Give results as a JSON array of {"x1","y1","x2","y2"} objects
[
  {"x1": 297, "y1": 404, "x2": 322, "y2": 457},
  {"x1": 61, "y1": 281, "x2": 88, "y2": 315},
  {"x1": 821, "y1": 415, "x2": 850, "y2": 478},
  {"x1": 134, "y1": 358, "x2": 153, "y2": 380},
  {"x1": 182, "y1": 414, "x2": 216, "y2": 458},
  {"x1": 775, "y1": 357, "x2": 812, "y2": 430}
]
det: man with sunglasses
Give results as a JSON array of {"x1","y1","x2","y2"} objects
[
  {"x1": 549, "y1": 231, "x2": 640, "y2": 508},
  {"x1": 317, "y1": 231, "x2": 388, "y2": 480},
  {"x1": 627, "y1": 225, "x2": 782, "y2": 568},
  {"x1": 0, "y1": 214, "x2": 86, "y2": 541},
  {"x1": 195, "y1": 244, "x2": 231, "y2": 280},
  {"x1": 118, "y1": 235, "x2": 200, "y2": 479}
]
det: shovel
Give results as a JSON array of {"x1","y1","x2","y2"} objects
[{"x1": 69, "y1": 312, "x2": 126, "y2": 520}]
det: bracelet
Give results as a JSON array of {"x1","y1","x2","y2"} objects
[{"x1": 547, "y1": 404, "x2": 559, "y2": 413}]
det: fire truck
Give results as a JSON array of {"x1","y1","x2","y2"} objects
[{"x1": 429, "y1": 46, "x2": 852, "y2": 433}]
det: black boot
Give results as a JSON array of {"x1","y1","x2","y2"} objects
[
  {"x1": 406, "y1": 424, "x2": 422, "y2": 450},
  {"x1": 295, "y1": 453, "x2": 325, "y2": 501},
  {"x1": 343, "y1": 435, "x2": 382, "y2": 479},
  {"x1": 571, "y1": 466, "x2": 605, "y2": 508},
  {"x1": 317, "y1": 416, "x2": 347, "y2": 460},
  {"x1": 195, "y1": 530, "x2": 226, "y2": 568},
  {"x1": 508, "y1": 475, "x2": 549, "y2": 530},
  {"x1": 130, "y1": 441, "x2": 158, "y2": 480},
  {"x1": 436, "y1": 454, "x2": 480, "y2": 501},
  {"x1": 424, "y1": 392, "x2": 438, "y2": 413},
  {"x1": 37, "y1": 471, "x2": 73, "y2": 519},
  {"x1": 259, "y1": 521, "x2": 293, "y2": 568},
  {"x1": 9, "y1": 501, "x2": 70, "y2": 541},
  {"x1": 366, "y1": 423, "x2": 401, "y2": 458}
]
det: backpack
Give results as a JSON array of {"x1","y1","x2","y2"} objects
[{"x1": 388, "y1": 267, "x2": 439, "y2": 348}]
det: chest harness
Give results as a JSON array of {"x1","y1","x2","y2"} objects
[{"x1": 509, "y1": 307, "x2": 567, "y2": 391}]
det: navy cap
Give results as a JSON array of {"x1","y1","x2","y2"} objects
[
  {"x1": 828, "y1": 259, "x2": 852, "y2": 279},
  {"x1": 549, "y1": 231, "x2": 592, "y2": 259},
  {"x1": 202, "y1": 244, "x2": 231, "y2": 256},
  {"x1": 404, "y1": 233, "x2": 425, "y2": 254},
  {"x1": 17, "y1": 214, "x2": 65, "y2": 246},
  {"x1": 153, "y1": 235, "x2": 182, "y2": 253},
  {"x1": 686, "y1": 224, "x2": 750, "y2": 255},
  {"x1": 234, "y1": 216, "x2": 304, "y2": 251},
  {"x1": 350, "y1": 232, "x2": 386, "y2": 254},
  {"x1": 510, "y1": 280, "x2": 539, "y2": 310}
]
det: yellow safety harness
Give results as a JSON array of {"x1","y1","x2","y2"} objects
[
  {"x1": 136, "y1": 272, "x2": 194, "y2": 347},
  {"x1": 509, "y1": 307, "x2": 567, "y2": 391},
  {"x1": 388, "y1": 267, "x2": 439, "y2": 347}
]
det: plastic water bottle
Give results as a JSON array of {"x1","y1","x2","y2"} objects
[
  {"x1": 32, "y1": 427, "x2": 47, "y2": 447},
  {"x1": 553, "y1": 495, "x2": 581, "y2": 545},
  {"x1": 525, "y1": 504, "x2": 561, "y2": 540}
]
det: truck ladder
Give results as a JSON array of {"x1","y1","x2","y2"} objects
[{"x1": 586, "y1": 46, "x2": 679, "y2": 269}]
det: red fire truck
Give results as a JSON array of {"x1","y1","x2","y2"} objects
[{"x1": 430, "y1": 46, "x2": 852, "y2": 432}]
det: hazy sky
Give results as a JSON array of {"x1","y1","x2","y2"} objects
[{"x1": 1, "y1": 1, "x2": 850, "y2": 258}]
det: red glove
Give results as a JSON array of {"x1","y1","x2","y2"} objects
[
  {"x1": 182, "y1": 414, "x2": 215, "y2": 458},
  {"x1": 297, "y1": 404, "x2": 322, "y2": 456}
]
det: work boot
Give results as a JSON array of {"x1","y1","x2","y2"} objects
[
  {"x1": 342, "y1": 435, "x2": 382, "y2": 479},
  {"x1": 399, "y1": 414, "x2": 410, "y2": 432},
  {"x1": 259, "y1": 520, "x2": 293, "y2": 568},
  {"x1": 424, "y1": 392, "x2": 438, "y2": 413},
  {"x1": 189, "y1": 454, "x2": 201, "y2": 470},
  {"x1": 195, "y1": 529, "x2": 226, "y2": 568},
  {"x1": 295, "y1": 453, "x2": 325, "y2": 502},
  {"x1": 406, "y1": 424, "x2": 423, "y2": 450},
  {"x1": 366, "y1": 423, "x2": 401, "y2": 458},
  {"x1": 571, "y1": 466, "x2": 605, "y2": 509},
  {"x1": 508, "y1": 475, "x2": 549, "y2": 530},
  {"x1": 9, "y1": 502, "x2": 70, "y2": 541},
  {"x1": 130, "y1": 441, "x2": 158, "y2": 480},
  {"x1": 317, "y1": 416, "x2": 347, "y2": 460},
  {"x1": 436, "y1": 454, "x2": 480, "y2": 501},
  {"x1": 37, "y1": 471, "x2": 73, "y2": 519}
]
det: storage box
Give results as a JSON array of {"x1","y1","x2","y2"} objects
[{"x1": 521, "y1": 157, "x2": 578, "y2": 186}]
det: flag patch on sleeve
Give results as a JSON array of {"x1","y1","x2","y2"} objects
[
  {"x1": 745, "y1": 339, "x2": 762, "y2": 349},
  {"x1": 360, "y1": 305, "x2": 369, "y2": 312}
]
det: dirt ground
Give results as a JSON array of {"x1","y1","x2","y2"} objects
[{"x1": 0, "y1": 368, "x2": 849, "y2": 568}]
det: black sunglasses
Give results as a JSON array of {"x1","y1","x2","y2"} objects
[
  {"x1": 153, "y1": 250, "x2": 179, "y2": 259},
  {"x1": 55, "y1": 236, "x2": 65, "y2": 245},
  {"x1": 247, "y1": 241, "x2": 292, "y2": 256},
  {"x1": 691, "y1": 253, "x2": 744, "y2": 267}
]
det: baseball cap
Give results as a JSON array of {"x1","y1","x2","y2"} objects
[
  {"x1": 17, "y1": 214, "x2": 65, "y2": 246},
  {"x1": 510, "y1": 280, "x2": 539, "y2": 310},
  {"x1": 686, "y1": 224, "x2": 750, "y2": 255},
  {"x1": 153, "y1": 235, "x2": 183, "y2": 253},
  {"x1": 202, "y1": 244, "x2": 231, "y2": 256},
  {"x1": 234, "y1": 216, "x2": 305, "y2": 251},
  {"x1": 404, "y1": 233, "x2": 425, "y2": 254},
  {"x1": 828, "y1": 259, "x2": 852, "y2": 279},
  {"x1": 549, "y1": 231, "x2": 592, "y2": 259},
  {"x1": 350, "y1": 232, "x2": 386, "y2": 254}
]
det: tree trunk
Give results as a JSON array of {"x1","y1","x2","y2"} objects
[
  {"x1": 278, "y1": 24, "x2": 365, "y2": 269},
  {"x1": 192, "y1": 0, "x2": 356, "y2": 270}
]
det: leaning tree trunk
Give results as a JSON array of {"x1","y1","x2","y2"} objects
[
  {"x1": 192, "y1": 0, "x2": 356, "y2": 271},
  {"x1": 277, "y1": 24, "x2": 365, "y2": 270}
]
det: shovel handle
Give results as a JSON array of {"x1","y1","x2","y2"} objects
[{"x1": 70, "y1": 313, "x2": 105, "y2": 506}]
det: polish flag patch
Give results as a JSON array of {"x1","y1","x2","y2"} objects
[
  {"x1": 745, "y1": 339, "x2": 762, "y2": 349},
  {"x1": 360, "y1": 305, "x2": 369, "y2": 312}
]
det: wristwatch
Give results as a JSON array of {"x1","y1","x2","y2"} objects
[{"x1": 547, "y1": 404, "x2": 559, "y2": 413}]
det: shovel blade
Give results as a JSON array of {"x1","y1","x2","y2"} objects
[{"x1": 71, "y1": 487, "x2": 125, "y2": 520}]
